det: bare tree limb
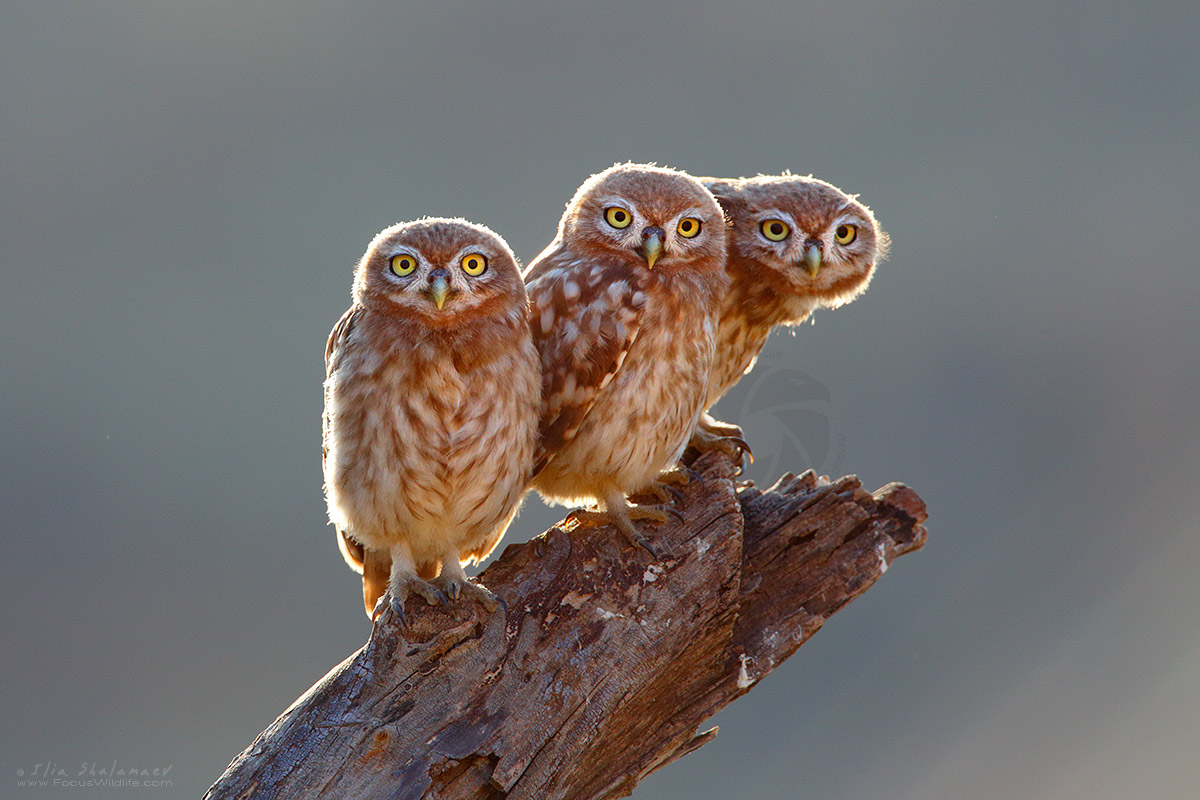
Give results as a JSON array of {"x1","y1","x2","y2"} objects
[{"x1": 206, "y1": 451, "x2": 927, "y2": 800}]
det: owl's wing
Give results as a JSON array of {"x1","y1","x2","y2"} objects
[
  {"x1": 520, "y1": 239, "x2": 565, "y2": 285},
  {"x1": 323, "y1": 306, "x2": 368, "y2": 574},
  {"x1": 526, "y1": 255, "x2": 646, "y2": 475},
  {"x1": 322, "y1": 306, "x2": 362, "y2": 469}
]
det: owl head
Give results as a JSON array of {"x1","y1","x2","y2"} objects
[
  {"x1": 353, "y1": 217, "x2": 526, "y2": 328},
  {"x1": 703, "y1": 174, "x2": 889, "y2": 320},
  {"x1": 557, "y1": 163, "x2": 727, "y2": 274}
]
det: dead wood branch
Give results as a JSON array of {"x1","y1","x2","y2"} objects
[{"x1": 206, "y1": 451, "x2": 927, "y2": 800}]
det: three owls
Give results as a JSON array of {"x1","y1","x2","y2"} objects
[{"x1": 323, "y1": 165, "x2": 887, "y2": 621}]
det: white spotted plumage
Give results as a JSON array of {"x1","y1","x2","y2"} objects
[{"x1": 521, "y1": 164, "x2": 728, "y2": 554}]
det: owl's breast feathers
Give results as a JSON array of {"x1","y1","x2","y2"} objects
[
  {"x1": 323, "y1": 304, "x2": 538, "y2": 553},
  {"x1": 706, "y1": 262, "x2": 790, "y2": 407}
]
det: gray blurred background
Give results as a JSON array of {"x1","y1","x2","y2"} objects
[{"x1": 3, "y1": 1, "x2": 1198, "y2": 797}]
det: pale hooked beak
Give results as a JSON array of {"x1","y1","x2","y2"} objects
[
  {"x1": 640, "y1": 226, "x2": 665, "y2": 268},
  {"x1": 427, "y1": 269, "x2": 451, "y2": 310},
  {"x1": 802, "y1": 242, "x2": 822, "y2": 277}
]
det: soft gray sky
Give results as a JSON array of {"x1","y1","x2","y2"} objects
[{"x1": 3, "y1": 1, "x2": 1198, "y2": 797}]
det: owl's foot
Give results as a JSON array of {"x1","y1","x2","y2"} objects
[
  {"x1": 688, "y1": 426, "x2": 753, "y2": 474},
  {"x1": 699, "y1": 414, "x2": 745, "y2": 440},
  {"x1": 382, "y1": 575, "x2": 447, "y2": 626},
  {"x1": 567, "y1": 495, "x2": 679, "y2": 560},
  {"x1": 565, "y1": 507, "x2": 613, "y2": 528},
  {"x1": 435, "y1": 559, "x2": 507, "y2": 614},
  {"x1": 640, "y1": 482, "x2": 685, "y2": 507},
  {"x1": 660, "y1": 466, "x2": 702, "y2": 488},
  {"x1": 636, "y1": 467, "x2": 700, "y2": 507},
  {"x1": 627, "y1": 502, "x2": 685, "y2": 526}
]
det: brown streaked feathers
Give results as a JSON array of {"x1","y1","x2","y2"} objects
[{"x1": 323, "y1": 217, "x2": 540, "y2": 619}]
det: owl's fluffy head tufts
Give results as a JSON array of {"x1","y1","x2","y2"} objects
[{"x1": 353, "y1": 217, "x2": 527, "y2": 328}]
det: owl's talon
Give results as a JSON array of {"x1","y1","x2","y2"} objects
[
  {"x1": 567, "y1": 501, "x2": 678, "y2": 560},
  {"x1": 371, "y1": 594, "x2": 390, "y2": 623},
  {"x1": 457, "y1": 579, "x2": 505, "y2": 613},
  {"x1": 389, "y1": 594, "x2": 408, "y2": 628},
  {"x1": 625, "y1": 503, "x2": 681, "y2": 558},
  {"x1": 626, "y1": 525, "x2": 675, "y2": 560},
  {"x1": 637, "y1": 482, "x2": 686, "y2": 507},
  {"x1": 728, "y1": 436, "x2": 754, "y2": 463},
  {"x1": 631, "y1": 532, "x2": 664, "y2": 560},
  {"x1": 564, "y1": 507, "x2": 607, "y2": 528},
  {"x1": 667, "y1": 466, "x2": 704, "y2": 486},
  {"x1": 386, "y1": 576, "x2": 447, "y2": 626},
  {"x1": 662, "y1": 484, "x2": 687, "y2": 506},
  {"x1": 631, "y1": 503, "x2": 685, "y2": 525},
  {"x1": 689, "y1": 427, "x2": 753, "y2": 467},
  {"x1": 471, "y1": 583, "x2": 504, "y2": 613},
  {"x1": 434, "y1": 560, "x2": 505, "y2": 615}
]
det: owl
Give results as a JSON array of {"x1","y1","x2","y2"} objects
[
  {"x1": 323, "y1": 218, "x2": 540, "y2": 621},
  {"x1": 523, "y1": 163, "x2": 729, "y2": 557},
  {"x1": 693, "y1": 173, "x2": 888, "y2": 447}
]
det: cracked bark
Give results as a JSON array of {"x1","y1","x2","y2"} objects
[{"x1": 205, "y1": 450, "x2": 928, "y2": 800}]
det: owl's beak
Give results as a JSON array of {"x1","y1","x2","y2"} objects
[
  {"x1": 427, "y1": 271, "x2": 452, "y2": 310},
  {"x1": 640, "y1": 227, "x2": 665, "y2": 268},
  {"x1": 801, "y1": 242, "x2": 822, "y2": 277}
]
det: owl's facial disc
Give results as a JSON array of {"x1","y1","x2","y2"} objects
[
  {"x1": 639, "y1": 226, "x2": 665, "y2": 268},
  {"x1": 424, "y1": 268, "x2": 455, "y2": 310}
]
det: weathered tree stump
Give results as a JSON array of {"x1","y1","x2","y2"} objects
[{"x1": 206, "y1": 451, "x2": 927, "y2": 799}]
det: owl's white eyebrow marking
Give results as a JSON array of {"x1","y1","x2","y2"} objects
[
  {"x1": 385, "y1": 244, "x2": 423, "y2": 260},
  {"x1": 752, "y1": 208, "x2": 796, "y2": 225},
  {"x1": 595, "y1": 195, "x2": 632, "y2": 210},
  {"x1": 833, "y1": 212, "x2": 868, "y2": 231},
  {"x1": 450, "y1": 244, "x2": 498, "y2": 264}
]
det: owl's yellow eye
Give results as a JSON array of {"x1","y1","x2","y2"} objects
[
  {"x1": 604, "y1": 207, "x2": 632, "y2": 229},
  {"x1": 760, "y1": 219, "x2": 790, "y2": 242},
  {"x1": 835, "y1": 224, "x2": 858, "y2": 245},
  {"x1": 677, "y1": 217, "x2": 702, "y2": 238},
  {"x1": 460, "y1": 253, "x2": 488, "y2": 276},
  {"x1": 390, "y1": 254, "x2": 417, "y2": 276}
]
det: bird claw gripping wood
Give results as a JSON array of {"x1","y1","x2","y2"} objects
[
  {"x1": 566, "y1": 501, "x2": 679, "y2": 561},
  {"x1": 689, "y1": 426, "x2": 754, "y2": 474},
  {"x1": 381, "y1": 577, "x2": 447, "y2": 627}
]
